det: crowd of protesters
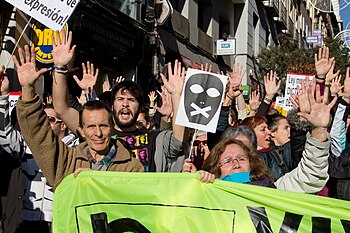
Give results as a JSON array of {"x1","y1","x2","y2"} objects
[{"x1": 0, "y1": 30, "x2": 350, "y2": 232}]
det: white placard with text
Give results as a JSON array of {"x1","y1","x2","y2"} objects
[{"x1": 5, "y1": 0, "x2": 79, "y2": 31}]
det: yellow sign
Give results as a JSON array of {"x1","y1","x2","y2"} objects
[{"x1": 32, "y1": 22, "x2": 68, "y2": 64}]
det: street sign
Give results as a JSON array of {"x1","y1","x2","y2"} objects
[
  {"x1": 306, "y1": 36, "x2": 319, "y2": 43},
  {"x1": 216, "y1": 39, "x2": 236, "y2": 55}
]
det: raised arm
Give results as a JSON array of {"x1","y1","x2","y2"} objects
[
  {"x1": 13, "y1": 45, "x2": 65, "y2": 185},
  {"x1": 314, "y1": 45, "x2": 334, "y2": 83},
  {"x1": 73, "y1": 61, "x2": 99, "y2": 102},
  {"x1": 161, "y1": 60, "x2": 186, "y2": 142},
  {"x1": 275, "y1": 80, "x2": 337, "y2": 193},
  {"x1": 227, "y1": 64, "x2": 247, "y2": 120},
  {"x1": 51, "y1": 30, "x2": 80, "y2": 135},
  {"x1": 257, "y1": 71, "x2": 280, "y2": 116}
]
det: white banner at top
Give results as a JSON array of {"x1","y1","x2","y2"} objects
[{"x1": 5, "y1": 0, "x2": 80, "y2": 31}]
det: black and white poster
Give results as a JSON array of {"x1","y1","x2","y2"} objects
[{"x1": 175, "y1": 68, "x2": 227, "y2": 133}]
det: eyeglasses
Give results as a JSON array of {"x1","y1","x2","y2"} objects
[
  {"x1": 193, "y1": 140, "x2": 207, "y2": 147},
  {"x1": 47, "y1": 116, "x2": 63, "y2": 124},
  {"x1": 218, "y1": 156, "x2": 249, "y2": 167}
]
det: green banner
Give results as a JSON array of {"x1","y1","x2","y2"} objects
[{"x1": 53, "y1": 172, "x2": 350, "y2": 233}]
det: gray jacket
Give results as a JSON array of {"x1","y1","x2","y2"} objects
[
  {"x1": 274, "y1": 132, "x2": 330, "y2": 193},
  {"x1": 154, "y1": 130, "x2": 184, "y2": 172}
]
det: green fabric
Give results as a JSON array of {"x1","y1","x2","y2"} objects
[{"x1": 53, "y1": 171, "x2": 350, "y2": 232}]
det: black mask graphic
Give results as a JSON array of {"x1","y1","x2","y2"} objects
[{"x1": 184, "y1": 73, "x2": 224, "y2": 125}]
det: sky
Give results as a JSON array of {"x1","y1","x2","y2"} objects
[{"x1": 339, "y1": 2, "x2": 350, "y2": 30}]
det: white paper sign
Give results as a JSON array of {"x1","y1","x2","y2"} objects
[
  {"x1": 283, "y1": 73, "x2": 314, "y2": 111},
  {"x1": 175, "y1": 68, "x2": 227, "y2": 133},
  {"x1": 216, "y1": 39, "x2": 236, "y2": 55},
  {"x1": 5, "y1": 0, "x2": 80, "y2": 31},
  {"x1": 275, "y1": 96, "x2": 285, "y2": 107},
  {"x1": 9, "y1": 92, "x2": 21, "y2": 116}
]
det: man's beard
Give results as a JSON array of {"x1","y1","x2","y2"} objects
[{"x1": 114, "y1": 110, "x2": 140, "y2": 129}]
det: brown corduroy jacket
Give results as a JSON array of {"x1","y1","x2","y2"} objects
[{"x1": 16, "y1": 95, "x2": 144, "y2": 190}]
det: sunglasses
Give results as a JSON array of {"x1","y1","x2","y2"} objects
[
  {"x1": 47, "y1": 116, "x2": 63, "y2": 124},
  {"x1": 193, "y1": 140, "x2": 207, "y2": 147}
]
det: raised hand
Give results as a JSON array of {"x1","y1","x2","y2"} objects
[
  {"x1": 12, "y1": 45, "x2": 48, "y2": 88},
  {"x1": 264, "y1": 70, "x2": 281, "y2": 100},
  {"x1": 0, "y1": 65, "x2": 9, "y2": 96},
  {"x1": 161, "y1": 60, "x2": 185, "y2": 96},
  {"x1": 148, "y1": 91, "x2": 157, "y2": 105},
  {"x1": 52, "y1": 30, "x2": 76, "y2": 67},
  {"x1": 343, "y1": 67, "x2": 350, "y2": 103},
  {"x1": 330, "y1": 75, "x2": 343, "y2": 96},
  {"x1": 73, "y1": 61, "x2": 99, "y2": 93},
  {"x1": 227, "y1": 63, "x2": 245, "y2": 98},
  {"x1": 153, "y1": 86, "x2": 172, "y2": 118},
  {"x1": 102, "y1": 79, "x2": 111, "y2": 93},
  {"x1": 200, "y1": 63, "x2": 212, "y2": 73},
  {"x1": 46, "y1": 95, "x2": 53, "y2": 105},
  {"x1": 114, "y1": 76, "x2": 124, "y2": 85},
  {"x1": 325, "y1": 59, "x2": 340, "y2": 85},
  {"x1": 297, "y1": 82, "x2": 337, "y2": 129},
  {"x1": 315, "y1": 46, "x2": 334, "y2": 80},
  {"x1": 249, "y1": 90, "x2": 261, "y2": 112}
]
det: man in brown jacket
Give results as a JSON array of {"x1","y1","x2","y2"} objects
[{"x1": 13, "y1": 45, "x2": 144, "y2": 190}]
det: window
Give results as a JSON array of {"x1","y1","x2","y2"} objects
[
  {"x1": 219, "y1": 15, "x2": 230, "y2": 39},
  {"x1": 198, "y1": 0, "x2": 212, "y2": 32}
]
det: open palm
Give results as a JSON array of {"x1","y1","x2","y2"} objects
[
  {"x1": 162, "y1": 60, "x2": 185, "y2": 96},
  {"x1": 12, "y1": 46, "x2": 47, "y2": 87}
]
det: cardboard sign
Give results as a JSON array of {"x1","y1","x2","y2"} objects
[
  {"x1": 175, "y1": 68, "x2": 227, "y2": 133},
  {"x1": 5, "y1": 0, "x2": 79, "y2": 30}
]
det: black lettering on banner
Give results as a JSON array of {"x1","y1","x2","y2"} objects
[
  {"x1": 278, "y1": 212, "x2": 302, "y2": 233},
  {"x1": 248, "y1": 207, "x2": 304, "y2": 233},
  {"x1": 312, "y1": 216, "x2": 331, "y2": 233},
  {"x1": 91, "y1": 212, "x2": 151, "y2": 233},
  {"x1": 341, "y1": 220, "x2": 350, "y2": 233},
  {"x1": 247, "y1": 206, "x2": 273, "y2": 233}
]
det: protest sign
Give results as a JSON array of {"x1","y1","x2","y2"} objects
[
  {"x1": 5, "y1": 0, "x2": 79, "y2": 31},
  {"x1": 53, "y1": 172, "x2": 350, "y2": 233},
  {"x1": 175, "y1": 68, "x2": 227, "y2": 133},
  {"x1": 275, "y1": 96, "x2": 287, "y2": 116},
  {"x1": 283, "y1": 73, "x2": 314, "y2": 111},
  {"x1": 9, "y1": 92, "x2": 21, "y2": 116},
  {"x1": 32, "y1": 22, "x2": 68, "y2": 63}
]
